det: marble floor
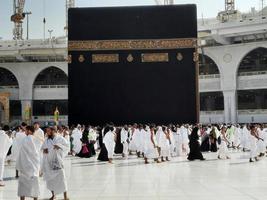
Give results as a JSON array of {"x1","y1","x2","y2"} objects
[{"x1": 1, "y1": 151, "x2": 267, "y2": 200}]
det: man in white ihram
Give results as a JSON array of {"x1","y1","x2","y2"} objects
[
  {"x1": 16, "y1": 125, "x2": 40, "y2": 200},
  {"x1": 0, "y1": 129, "x2": 12, "y2": 187},
  {"x1": 71, "y1": 124, "x2": 82, "y2": 155},
  {"x1": 33, "y1": 122, "x2": 45, "y2": 175},
  {"x1": 121, "y1": 126, "x2": 129, "y2": 158},
  {"x1": 42, "y1": 126, "x2": 69, "y2": 200}
]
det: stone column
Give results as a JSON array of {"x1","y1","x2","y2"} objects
[{"x1": 223, "y1": 90, "x2": 237, "y2": 124}]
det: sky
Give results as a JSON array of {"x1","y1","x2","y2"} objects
[{"x1": 0, "y1": 0, "x2": 263, "y2": 40}]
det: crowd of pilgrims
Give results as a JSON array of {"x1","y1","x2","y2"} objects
[{"x1": 0, "y1": 122, "x2": 267, "y2": 199}]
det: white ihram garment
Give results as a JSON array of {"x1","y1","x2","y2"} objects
[
  {"x1": 143, "y1": 129, "x2": 158, "y2": 159},
  {"x1": 71, "y1": 128, "x2": 82, "y2": 154},
  {"x1": 156, "y1": 127, "x2": 170, "y2": 157},
  {"x1": 0, "y1": 131, "x2": 12, "y2": 182},
  {"x1": 16, "y1": 135, "x2": 40, "y2": 198},
  {"x1": 42, "y1": 135, "x2": 69, "y2": 195},
  {"x1": 11, "y1": 131, "x2": 26, "y2": 161},
  {"x1": 103, "y1": 131, "x2": 115, "y2": 159},
  {"x1": 121, "y1": 128, "x2": 129, "y2": 156}
]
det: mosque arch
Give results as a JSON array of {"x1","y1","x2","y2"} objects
[
  {"x1": 33, "y1": 66, "x2": 68, "y2": 86},
  {"x1": 237, "y1": 47, "x2": 267, "y2": 75},
  {"x1": 0, "y1": 67, "x2": 19, "y2": 86},
  {"x1": 199, "y1": 54, "x2": 220, "y2": 76}
]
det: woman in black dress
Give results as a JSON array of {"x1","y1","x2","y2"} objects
[
  {"x1": 114, "y1": 127, "x2": 123, "y2": 154},
  {"x1": 77, "y1": 127, "x2": 92, "y2": 158},
  {"x1": 97, "y1": 126, "x2": 110, "y2": 161},
  {"x1": 209, "y1": 127, "x2": 218, "y2": 152},
  {"x1": 188, "y1": 127, "x2": 205, "y2": 161}
]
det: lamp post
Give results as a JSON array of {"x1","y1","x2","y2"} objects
[
  {"x1": 24, "y1": 11, "x2": 32, "y2": 40},
  {"x1": 48, "y1": 29, "x2": 53, "y2": 43}
]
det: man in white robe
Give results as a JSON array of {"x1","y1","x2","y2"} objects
[
  {"x1": 139, "y1": 125, "x2": 147, "y2": 156},
  {"x1": 180, "y1": 125, "x2": 189, "y2": 155},
  {"x1": 144, "y1": 126, "x2": 159, "y2": 164},
  {"x1": 12, "y1": 124, "x2": 27, "y2": 178},
  {"x1": 135, "y1": 125, "x2": 144, "y2": 157},
  {"x1": 233, "y1": 125, "x2": 241, "y2": 149},
  {"x1": 71, "y1": 125, "x2": 82, "y2": 155},
  {"x1": 33, "y1": 122, "x2": 45, "y2": 174},
  {"x1": 174, "y1": 126, "x2": 183, "y2": 156},
  {"x1": 156, "y1": 126, "x2": 170, "y2": 162},
  {"x1": 168, "y1": 127, "x2": 176, "y2": 157},
  {"x1": 241, "y1": 125, "x2": 250, "y2": 151},
  {"x1": 11, "y1": 126, "x2": 26, "y2": 161},
  {"x1": 103, "y1": 126, "x2": 116, "y2": 163},
  {"x1": 257, "y1": 125, "x2": 265, "y2": 157},
  {"x1": 129, "y1": 124, "x2": 138, "y2": 154},
  {"x1": 249, "y1": 125, "x2": 262, "y2": 162},
  {"x1": 0, "y1": 129, "x2": 12, "y2": 186},
  {"x1": 33, "y1": 122, "x2": 45, "y2": 150},
  {"x1": 42, "y1": 127, "x2": 69, "y2": 200},
  {"x1": 121, "y1": 126, "x2": 129, "y2": 158},
  {"x1": 16, "y1": 126, "x2": 40, "y2": 200},
  {"x1": 88, "y1": 126, "x2": 97, "y2": 150}
]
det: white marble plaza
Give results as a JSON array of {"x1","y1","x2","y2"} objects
[{"x1": 1, "y1": 151, "x2": 267, "y2": 200}]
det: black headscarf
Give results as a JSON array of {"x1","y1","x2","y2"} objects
[{"x1": 190, "y1": 127, "x2": 199, "y2": 141}]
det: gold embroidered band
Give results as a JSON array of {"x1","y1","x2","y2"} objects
[
  {"x1": 92, "y1": 54, "x2": 119, "y2": 63},
  {"x1": 68, "y1": 38, "x2": 197, "y2": 51},
  {"x1": 141, "y1": 53, "x2": 169, "y2": 63}
]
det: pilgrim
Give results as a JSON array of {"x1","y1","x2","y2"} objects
[
  {"x1": 218, "y1": 126, "x2": 231, "y2": 159},
  {"x1": 42, "y1": 127, "x2": 69, "y2": 200},
  {"x1": 0, "y1": 128, "x2": 12, "y2": 186},
  {"x1": 102, "y1": 126, "x2": 116, "y2": 163},
  {"x1": 71, "y1": 125, "x2": 82, "y2": 155},
  {"x1": 121, "y1": 126, "x2": 130, "y2": 158},
  {"x1": 187, "y1": 127, "x2": 205, "y2": 161},
  {"x1": 16, "y1": 126, "x2": 40, "y2": 200}
]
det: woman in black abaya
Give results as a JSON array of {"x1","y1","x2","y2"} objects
[
  {"x1": 77, "y1": 127, "x2": 92, "y2": 158},
  {"x1": 114, "y1": 127, "x2": 123, "y2": 154},
  {"x1": 188, "y1": 127, "x2": 205, "y2": 161},
  {"x1": 209, "y1": 127, "x2": 218, "y2": 152},
  {"x1": 97, "y1": 126, "x2": 110, "y2": 161}
]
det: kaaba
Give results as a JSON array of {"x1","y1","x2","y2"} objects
[{"x1": 68, "y1": 5, "x2": 199, "y2": 126}]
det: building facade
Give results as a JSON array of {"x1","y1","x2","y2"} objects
[{"x1": 1, "y1": 7, "x2": 267, "y2": 125}]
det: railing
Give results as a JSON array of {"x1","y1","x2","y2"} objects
[
  {"x1": 0, "y1": 85, "x2": 19, "y2": 89},
  {"x1": 200, "y1": 111, "x2": 224, "y2": 115},
  {"x1": 199, "y1": 74, "x2": 220, "y2": 79},
  {"x1": 23, "y1": 56, "x2": 66, "y2": 62},
  {"x1": 33, "y1": 85, "x2": 68, "y2": 89},
  {"x1": 0, "y1": 38, "x2": 67, "y2": 49},
  {"x1": 201, "y1": 110, "x2": 267, "y2": 115},
  {"x1": 33, "y1": 115, "x2": 68, "y2": 120},
  {"x1": 238, "y1": 70, "x2": 267, "y2": 76},
  {"x1": 238, "y1": 109, "x2": 267, "y2": 114}
]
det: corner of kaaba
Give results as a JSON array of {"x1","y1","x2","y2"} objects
[{"x1": 68, "y1": 4, "x2": 199, "y2": 126}]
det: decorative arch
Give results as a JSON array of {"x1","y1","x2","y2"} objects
[
  {"x1": 237, "y1": 47, "x2": 267, "y2": 75},
  {"x1": 33, "y1": 66, "x2": 68, "y2": 86},
  {"x1": 199, "y1": 54, "x2": 220, "y2": 76},
  {"x1": 0, "y1": 67, "x2": 19, "y2": 86}
]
